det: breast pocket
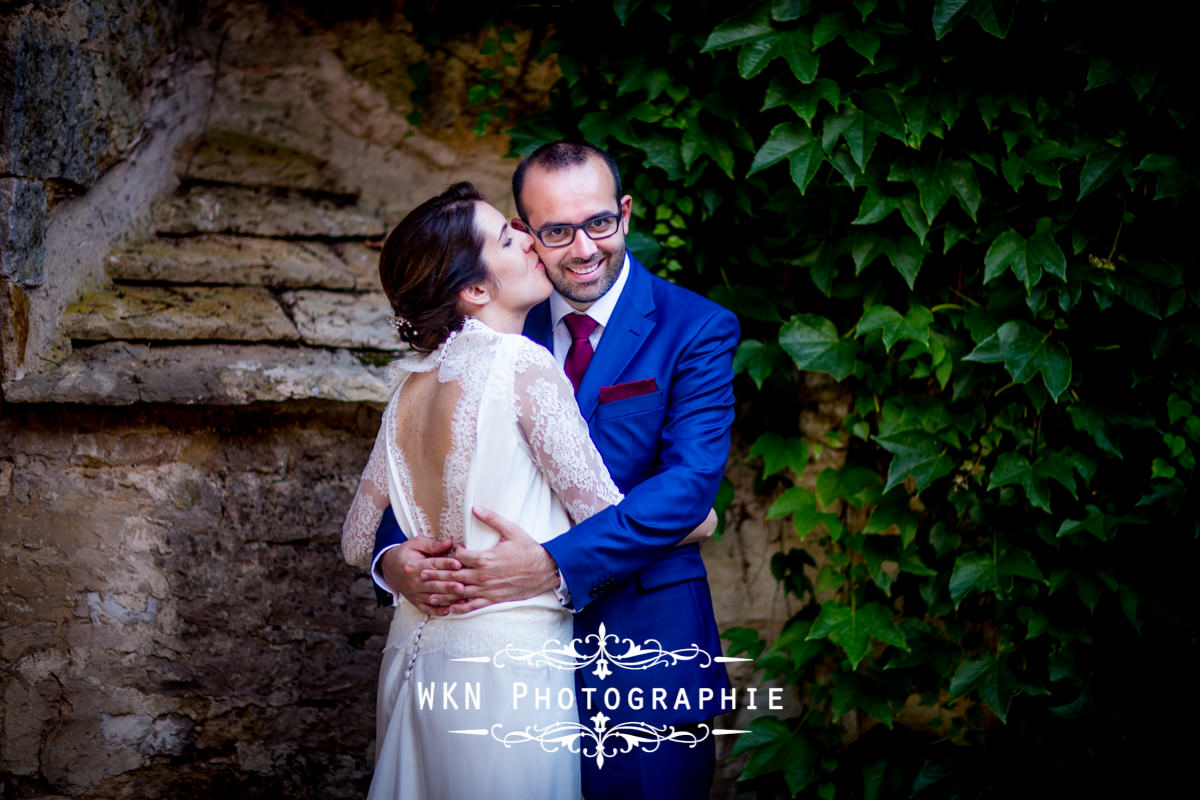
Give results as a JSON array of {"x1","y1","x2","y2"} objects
[
  {"x1": 595, "y1": 388, "x2": 664, "y2": 420},
  {"x1": 593, "y1": 389, "x2": 666, "y2": 486}
]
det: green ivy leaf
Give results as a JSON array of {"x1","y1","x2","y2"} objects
[
  {"x1": 681, "y1": 117, "x2": 736, "y2": 178},
  {"x1": 1066, "y1": 406, "x2": 1122, "y2": 457},
  {"x1": 1001, "y1": 139, "x2": 1068, "y2": 190},
  {"x1": 764, "y1": 77, "x2": 842, "y2": 124},
  {"x1": 1135, "y1": 153, "x2": 1188, "y2": 199},
  {"x1": 897, "y1": 194, "x2": 930, "y2": 242},
  {"x1": 807, "y1": 601, "x2": 908, "y2": 667},
  {"x1": 852, "y1": 188, "x2": 899, "y2": 225},
  {"x1": 861, "y1": 89, "x2": 905, "y2": 141},
  {"x1": 827, "y1": 108, "x2": 878, "y2": 169},
  {"x1": 766, "y1": 485, "x2": 844, "y2": 539},
  {"x1": 702, "y1": 8, "x2": 773, "y2": 52},
  {"x1": 1056, "y1": 504, "x2": 1114, "y2": 541},
  {"x1": 733, "y1": 339, "x2": 780, "y2": 388},
  {"x1": 983, "y1": 228, "x2": 1067, "y2": 290},
  {"x1": 1036, "y1": 450, "x2": 1079, "y2": 497},
  {"x1": 812, "y1": 12, "x2": 846, "y2": 49},
  {"x1": 988, "y1": 451, "x2": 1050, "y2": 511},
  {"x1": 777, "y1": 27, "x2": 820, "y2": 83},
  {"x1": 710, "y1": 284, "x2": 787, "y2": 322},
  {"x1": 637, "y1": 134, "x2": 685, "y2": 179},
  {"x1": 886, "y1": 234, "x2": 927, "y2": 289},
  {"x1": 618, "y1": 66, "x2": 671, "y2": 101},
  {"x1": 738, "y1": 36, "x2": 779, "y2": 79},
  {"x1": 613, "y1": 0, "x2": 641, "y2": 25},
  {"x1": 963, "y1": 319, "x2": 1072, "y2": 401},
  {"x1": 874, "y1": 431, "x2": 956, "y2": 493},
  {"x1": 1085, "y1": 56, "x2": 1121, "y2": 90},
  {"x1": 856, "y1": 304, "x2": 904, "y2": 346},
  {"x1": 931, "y1": 0, "x2": 970, "y2": 39},
  {"x1": 816, "y1": 465, "x2": 883, "y2": 508},
  {"x1": 731, "y1": 717, "x2": 819, "y2": 794},
  {"x1": 749, "y1": 122, "x2": 825, "y2": 193},
  {"x1": 817, "y1": 564, "x2": 844, "y2": 592},
  {"x1": 998, "y1": 547, "x2": 1047, "y2": 585},
  {"x1": 949, "y1": 653, "x2": 1015, "y2": 722},
  {"x1": 1167, "y1": 393, "x2": 1193, "y2": 425},
  {"x1": 833, "y1": 675, "x2": 895, "y2": 727},
  {"x1": 949, "y1": 549, "x2": 998, "y2": 606},
  {"x1": 579, "y1": 110, "x2": 637, "y2": 148},
  {"x1": 772, "y1": 0, "x2": 813, "y2": 22},
  {"x1": 770, "y1": 620, "x2": 825, "y2": 670},
  {"x1": 1078, "y1": 148, "x2": 1123, "y2": 200},
  {"x1": 862, "y1": 535, "x2": 897, "y2": 596},
  {"x1": 788, "y1": 138, "x2": 826, "y2": 193},
  {"x1": 722, "y1": 626, "x2": 766, "y2": 659},
  {"x1": 845, "y1": 26, "x2": 881, "y2": 63},
  {"x1": 750, "y1": 432, "x2": 811, "y2": 479},
  {"x1": 863, "y1": 496, "x2": 920, "y2": 546},
  {"x1": 780, "y1": 314, "x2": 860, "y2": 380}
]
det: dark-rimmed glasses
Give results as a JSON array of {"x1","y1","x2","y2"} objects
[{"x1": 518, "y1": 214, "x2": 621, "y2": 248}]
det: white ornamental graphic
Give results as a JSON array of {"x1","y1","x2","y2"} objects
[{"x1": 450, "y1": 622, "x2": 752, "y2": 766}]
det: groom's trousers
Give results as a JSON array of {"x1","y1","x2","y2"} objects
[{"x1": 582, "y1": 722, "x2": 715, "y2": 799}]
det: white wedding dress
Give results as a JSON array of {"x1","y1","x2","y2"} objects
[{"x1": 342, "y1": 317, "x2": 622, "y2": 799}]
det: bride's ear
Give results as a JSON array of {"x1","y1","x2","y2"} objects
[{"x1": 458, "y1": 281, "x2": 491, "y2": 311}]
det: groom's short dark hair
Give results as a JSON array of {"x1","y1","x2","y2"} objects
[{"x1": 512, "y1": 141, "x2": 623, "y2": 221}]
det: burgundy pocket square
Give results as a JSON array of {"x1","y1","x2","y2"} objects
[{"x1": 599, "y1": 378, "x2": 658, "y2": 404}]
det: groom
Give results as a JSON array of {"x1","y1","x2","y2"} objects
[{"x1": 372, "y1": 141, "x2": 739, "y2": 798}]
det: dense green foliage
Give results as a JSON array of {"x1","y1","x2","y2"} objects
[{"x1": 458, "y1": 0, "x2": 1200, "y2": 795}]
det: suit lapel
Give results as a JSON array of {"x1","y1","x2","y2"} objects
[
  {"x1": 575, "y1": 256, "x2": 656, "y2": 421},
  {"x1": 523, "y1": 299, "x2": 553, "y2": 350}
]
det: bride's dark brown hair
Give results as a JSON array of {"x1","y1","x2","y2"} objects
[{"x1": 378, "y1": 182, "x2": 489, "y2": 353}]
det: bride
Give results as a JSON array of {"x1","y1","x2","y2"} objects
[{"x1": 340, "y1": 183, "x2": 709, "y2": 799}]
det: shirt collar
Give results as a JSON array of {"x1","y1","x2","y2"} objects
[{"x1": 549, "y1": 251, "x2": 631, "y2": 330}]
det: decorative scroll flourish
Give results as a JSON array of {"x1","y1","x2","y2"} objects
[
  {"x1": 483, "y1": 622, "x2": 713, "y2": 680},
  {"x1": 488, "y1": 713, "x2": 710, "y2": 769}
]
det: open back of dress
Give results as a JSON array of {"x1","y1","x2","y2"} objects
[{"x1": 342, "y1": 315, "x2": 622, "y2": 605}]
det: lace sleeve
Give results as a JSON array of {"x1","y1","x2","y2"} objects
[
  {"x1": 514, "y1": 343, "x2": 623, "y2": 524},
  {"x1": 341, "y1": 420, "x2": 390, "y2": 569}
]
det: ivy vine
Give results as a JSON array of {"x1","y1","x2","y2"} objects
[{"x1": 491, "y1": 0, "x2": 1199, "y2": 795}]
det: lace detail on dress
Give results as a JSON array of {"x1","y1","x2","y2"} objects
[
  {"x1": 341, "y1": 420, "x2": 391, "y2": 569},
  {"x1": 513, "y1": 340, "x2": 623, "y2": 524},
  {"x1": 383, "y1": 385, "x2": 434, "y2": 540},
  {"x1": 436, "y1": 319, "x2": 498, "y2": 543}
]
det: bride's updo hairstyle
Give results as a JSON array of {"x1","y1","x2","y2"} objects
[{"x1": 379, "y1": 182, "x2": 489, "y2": 353}]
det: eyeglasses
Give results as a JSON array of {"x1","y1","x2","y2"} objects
[{"x1": 518, "y1": 214, "x2": 622, "y2": 248}]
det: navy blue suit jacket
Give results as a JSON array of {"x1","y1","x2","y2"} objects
[{"x1": 373, "y1": 254, "x2": 738, "y2": 725}]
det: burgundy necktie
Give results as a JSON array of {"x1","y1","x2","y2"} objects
[{"x1": 563, "y1": 313, "x2": 598, "y2": 393}]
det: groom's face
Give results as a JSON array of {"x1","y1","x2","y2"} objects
[{"x1": 515, "y1": 156, "x2": 632, "y2": 311}]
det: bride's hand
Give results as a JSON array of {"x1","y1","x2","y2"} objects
[
  {"x1": 381, "y1": 537, "x2": 467, "y2": 616},
  {"x1": 421, "y1": 506, "x2": 560, "y2": 614},
  {"x1": 676, "y1": 508, "x2": 718, "y2": 546}
]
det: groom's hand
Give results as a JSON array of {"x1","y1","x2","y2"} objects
[
  {"x1": 430, "y1": 506, "x2": 560, "y2": 614},
  {"x1": 380, "y1": 537, "x2": 466, "y2": 616}
]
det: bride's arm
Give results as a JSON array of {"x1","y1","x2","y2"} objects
[
  {"x1": 342, "y1": 424, "x2": 390, "y2": 570},
  {"x1": 514, "y1": 345, "x2": 623, "y2": 524},
  {"x1": 514, "y1": 346, "x2": 719, "y2": 546}
]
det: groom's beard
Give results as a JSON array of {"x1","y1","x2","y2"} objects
[{"x1": 545, "y1": 245, "x2": 625, "y2": 307}]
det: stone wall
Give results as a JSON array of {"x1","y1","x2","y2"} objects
[
  {"x1": 0, "y1": 2, "x2": 818, "y2": 797},
  {"x1": 1, "y1": 0, "x2": 205, "y2": 387},
  {"x1": 1, "y1": 402, "x2": 385, "y2": 798}
]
